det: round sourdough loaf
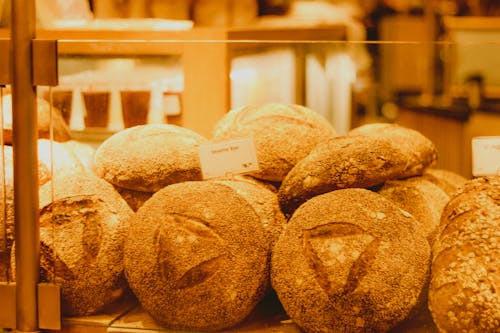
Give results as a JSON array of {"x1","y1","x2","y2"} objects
[
  {"x1": 212, "y1": 103, "x2": 336, "y2": 182},
  {"x1": 278, "y1": 124, "x2": 437, "y2": 214},
  {"x1": 377, "y1": 176, "x2": 450, "y2": 244},
  {"x1": 422, "y1": 168, "x2": 467, "y2": 196},
  {"x1": 22, "y1": 172, "x2": 134, "y2": 316},
  {"x1": 95, "y1": 124, "x2": 208, "y2": 192},
  {"x1": 272, "y1": 188, "x2": 431, "y2": 333},
  {"x1": 429, "y1": 176, "x2": 500, "y2": 332},
  {"x1": 113, "y1": 185, "x2": 153, "y2": 212},
  {"x1": 124, "y1": 181, "x2": 269, "y2": 331},
  {"x1": 211, "y1": 177, "x2": 286, "y2": 249}
]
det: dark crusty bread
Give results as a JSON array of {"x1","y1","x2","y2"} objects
[
  {"x1": 377, "y1": 176, "x2": 450, "y2": 244},
  {"x1": 211, "y1": 177, "x2": 286, "y2": 249},
  {"x1": 113, "y1": 185, "x2": 153, "y2": 212},
  {"x1": 422, "y1": 168, "x2": 467, "y2": 197},
  {"x1": 2, "y1": 95, "x2": 71, "y2": 144},
  {"x1": 271, "y1": 188, "x2": 431, "y2": 333},
  {"x1": 15, "y1": 172, "x2": 134, "y2": 316},
  {"x1": 212, "y1": 103, "x2": 336, "y2": 182},
  {"x1": 278, "y1": 124, "x2": 438, "y2": 214},
  {"x1": 429, "y1": 176, "x2": 500, "y2": 332},
  {"x1": 124, "y1": 181, "x2": 269, "y2": 331},
  {"x1": 95, "y1": 124, "x2": 208, "y2": 192}
]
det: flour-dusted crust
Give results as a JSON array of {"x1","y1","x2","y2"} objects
[
  {"x1": 429, "y1": 176, "x2": 500, "y2": 332},
  {"x1": 272, "y1": 188, "x2": 431, "y2": 333},
  {"x1": 24, "y1": 172, "x2": 134, "y2": 316},
  {"x1": 95, "y1": 124, "x2": 208, "y2": 192},
  {"x1": 212, "y1": 103, "x2": 336, "y2": 182},
  {"x1": 124, "y1": 181, "x2": 269, "y2": 331},
  {"x1": 211, "y1": 178, "x2": 286, "y2": 250},
  {"x1": 378, "y1": 176, "x2": 450, "y2": 244},
  {"x1": 278, "y1": 124, "x2": 437, "y2": 214}
]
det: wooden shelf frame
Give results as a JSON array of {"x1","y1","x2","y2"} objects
[{"x1": 1, "y1": 24, "x2": 346, "y2": 136}]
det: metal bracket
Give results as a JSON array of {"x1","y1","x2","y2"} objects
[
  {"x1": 0, "y1": 282, "x2": 16, "y2": 328},
  {"x1": 38, "y1": 282, "x2": 62, "y2": 330},
  {"x1": 0, "y1": 38, "x2": 58, "y2": 86},
  {"x1": 32, "y1": 39, "x2": 58, "y2": 87},
  {"x1": 0, "y1": 282, "x2": 61, "y2": 330}
]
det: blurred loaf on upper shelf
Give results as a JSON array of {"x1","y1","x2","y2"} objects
[{"x1": 1, "y1": 94, "x2": 72, "y2": 144}]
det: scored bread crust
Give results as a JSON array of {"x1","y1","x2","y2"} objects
[
  {"x1": 212, "y1": 103, "x2": 336, "y2": 182},
  {"x1": 32, "y1": 172, "x2": 134, "y2": 316},
  {"x1": 377, "y1": 176, "x2": 450, "y2": 244},
  {"x1": 429, "y1": 176, "x2": 500, "y2": 332},
  {"x1": 272, "y1": 188, "x2": 431, "y2": 333},
  {"x1": 124, "y1": 181, "x2": 269, "y2": 331},
  {"x1": 2, "y1": 96, "x2": 72, "y2": 144},
  {"x1": 94, "y1": 124, "x2": 208, "y2": 192},
  {"x1": 278, "y1": 128, "x2": 437, "y2": 214}
]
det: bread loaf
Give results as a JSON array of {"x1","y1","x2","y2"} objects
[
  {"x1": 95, "y1": 124, "x2": 208, "y2": 192},
  {"x1": 429, "y1": 176, "x2": 500, "y2": 332},
  {"x1": 12, "y1": 172, "x2": 134, "y2": 316},
  {"x1": 212, "y1": 103, "x2": 336, "y2": 182},
  {"x1": 2, "y1": 94, "x2": 71, "y2": 144},
  {"x1": 377, "y1": 176, "x2": 450, "y2": 244},
  {"x1": 278, "y1": 123, "x2": 437, "y2": 214},
  {"x1": 124, "y1": 181, "x2": 269, "y2": 331},
  {"x1": 422, "y1": 168, "x2": 467, "y2": 196},
  {"x1": 271, "y1": 188, "x2": 431, "y2": 333}
]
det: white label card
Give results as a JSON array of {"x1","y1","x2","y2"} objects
[
  {"x1": 472, "y1": 136, "x2": 500, "y2": 176},
  {"x1": 199, "y1": 138, "x2": 260, "y2": 180}
]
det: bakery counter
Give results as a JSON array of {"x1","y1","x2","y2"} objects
[
  {"x1": 57, "y1": 294, "x2": 302, "y2": 333},
  {"x1": 394, "y1": 98, "x2": 500, "y2": 178},
  {"x1": 56, "y1": 295, "x2": 439, "y2": 333}
]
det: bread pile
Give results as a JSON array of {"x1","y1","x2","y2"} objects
[
  {"x1": 8, "y1": 102, "x2": 500, "y2": 332},
  {"x1": 2, "y1": 94, "x2": 72, "y2": 144}
]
